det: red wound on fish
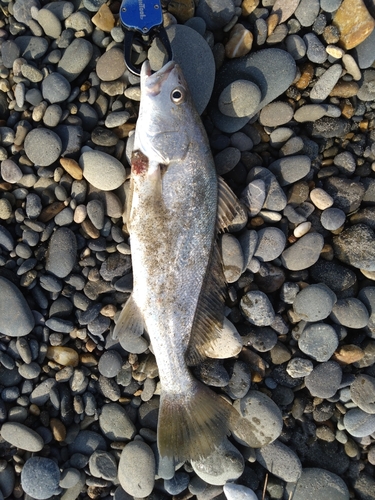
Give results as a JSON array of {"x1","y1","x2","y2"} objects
[{"x1": 131, "y1": 150, "x2": 148, "y2": 175}]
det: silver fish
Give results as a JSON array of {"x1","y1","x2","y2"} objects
[{"x1": 114, "y1": 60, "x2": 242, "y2": 461}]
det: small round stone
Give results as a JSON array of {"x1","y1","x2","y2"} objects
[
  {"x1": 99, "y1": 403, "x2": 136, "y2": 441},
  {"x1": 293, "y1": 283, "x2": 337, "y2": 322},
  {"x1": 350, "y1": 375, "x2": 375, "y2": 414},
  {"x1": 259, "y1": 101, "x2": 294, "y2": 127},
  {"x1": 286, "y1": 357, "x2": 314, "y2": 378},
  {"x1": 298, "y1": 322, "x2": 339, "y2": 362},
  {"x1": 21, "y1": 457, "x2": 61, "y2": 499},
  {"x1": 310, "y1": 188, "x2": 334, "y2": 210},
  {"x1": 0, "y1": 277, "x2": 35, "y2": 337},
  {"x1": 89, "y1": 450, "x2": 117, "y2": 481},
  {"x1": 1, "y1": 422, "x2": 44, "y2": 452},
  {"x1": 45, "y1": 227, "x2": 77, "y2": 278},
  {"x1": 254, "y1": 227, "x2": 286, "y2": 262},
  {"x1": 330, "y1": 298, "x2": 369, "y2": 329},
  {"x1": 96, "y1": 48, "x2": 126, "y2": 82},
  {"x1": 42, "y1": 72, "x2": 71, "y2": 104},
  {"x1": 1, "y1": 159, "x2": 23, "y2": 183},
  {"x1": 285, "y1": 468, "x2": 349, "y2": 500},
  {"x1": 98, "y1": 350, "x2": 123, "y2": 378},
  {"x1": 223, "y1": 483, "x2": 258, "y2": 500},
  {"x1": 268, "y1": 155, "x2": 311, "y2": 186},
  {"x1": 305, "y1": 361, "x2": 342, "y2": 398},
  {"x1": 281, "y1": 233, "x2": 324, "y2": 271},
  {"x1": 344, "y1": 409, "x2": 375, "y2": 438},
  {"x1": 255, "y1": 440, "x2": 302, "y2": 482},
  {"x1": 240, "y1": 290, "x2": 275, "y2": 326},
  {"x1": 24, "y1": 128, "x2": 62, "y2": 167},
  {"x1": 57, "y1": 38, "x2": 93, "y2": 82},
  {"x1": 191, "y1": 440, "x2": 244, "y2": 486},
  {"x1": 118, "y1": 441, "x2": 155, "y2": 497},
  {"x1": 310, "y1": 64, "x2": 343, "y2": 103},
  {"x1": 80, "y1": 151, "x2": 126, "y2": 191},
  {"x1": 304, "y1": 32, "x2": 328, "y2": 63},
  {"x1": 321, "y1": 207, "x2": 346, "y2": 231},
  {"x1": 218, "y1": 80, "x2": 262, "y2": 118}
]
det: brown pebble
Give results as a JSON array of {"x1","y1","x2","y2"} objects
[
  {"x1": 250, "y1": 216, "x2": 265, "y2": 227},
  {"x1": 240, "y1": 347, "x2": 266, "y2": 380},
  {"x1": 92, "y1": 3, "x2": 115, "y2": 32},
  {"x1": 267, "y1": 12, "x2": 280, "y2": 36},
  {"x1": 323, "y1": 25, "x2": 340, "y2": 44},
  {"x1": 46, "y1": 346, "x2": 79, "y2": 367},
  {"x1": 100, "y1": 304, "x2": 117, "y2": 318},
  {"x1": 225, "y1": 24, "x2": 253, "y2": 59},
  {"x1": 340, "y1": 100, "x2": 355, "y2": 119},
  {"x1": 330, "y1": 80, "x2": 359, "y2": 98},
  {"x1": 39, "y1": 202, "x2": 66, "y2": 223},
  {"x1": 80, "y1": 353, "x2": 98, "y2": 366},
  {"x1": 241, "y1": 0, "x2": 259, "y2": 15},
  {"x1": 0, "y1": 182, "x2": 12, "y2": 191},
  {"x1": 333, "y1": 0, "x2": 375, "y2": 49},
  {"x1": 320, "y1": 243, "x2": 334, "y2": 260},
  {"x1": 50, "y1": 418, "x2": 66, "y2": 442},
  {"x1": 167, "y1": 0, "x2": 195, "y2": 22},
  {"x1": 60, "y1": 158, "x2": 83, "y2": 180},
  {"x1": 86, "y1": 339, "x2": 97, "y2": 352},
  {"x1": 359, "y1": 120, "x2": 369, "y2": 131},
  {"x1": 113, "y1": 122, "x2": 136, "y2": 138},
  {"x1": 295, "y1": 63, "x2": 314, "y2": 90},
  {"x1": 333, "y1": 345, "x2": 365, "y2": 364},
  {"x1": 81, "y1": 219, "x2": 100, "y2": 239},
  {"x1": 29, "y1": 404, "x2": 40, "y2": 416}
]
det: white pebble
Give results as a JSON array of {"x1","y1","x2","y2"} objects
[
  {"x1": 310, "y1": 188, "x2": 333, "y2": 210},
  {"x1": 294, "y1": 221, "x2": 311, "y2": 237}
]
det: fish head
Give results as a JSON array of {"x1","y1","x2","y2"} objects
[{"x1": 135, "y1": 60, "x2": 198, "y2": 166}]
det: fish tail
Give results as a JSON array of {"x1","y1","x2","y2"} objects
[{"x1": 157, "y1": 378, "x2": 234, "y2": 462}]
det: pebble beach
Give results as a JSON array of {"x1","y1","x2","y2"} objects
[{"x1": 1, "y1": 0, "x2": 375, "y2": 499}]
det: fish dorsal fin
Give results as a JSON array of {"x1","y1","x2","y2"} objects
[
  {"x1": 186, "y1": 243, "x2": 226, "y2": 366},
  {"x1": 113, "y1": 293, "x2": 145, "y2": 340},
  {"x1": 217, "y1": 176, "x2": 243, "y2": 232}
]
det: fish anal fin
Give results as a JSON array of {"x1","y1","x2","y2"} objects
[
  {"x1": 157, "y1": 378, "x2": 234, "y2": 462},
  {"x1": 113, "y1": 293, "x2": 145, "y2": 340},
  {"x1": 217, "y1": 176, "x2": 246, "y2": 232},
  {"x1": 186, "y1": 244, "x2": 226, "y2": 366}
]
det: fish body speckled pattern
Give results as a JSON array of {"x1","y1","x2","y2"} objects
[{"x1": 114, "y1": 61, "x2": 240, "y2": 461}]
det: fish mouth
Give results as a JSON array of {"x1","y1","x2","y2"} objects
[{"x1": 141, "y1": 60, "x2": 177, "y2": 96}]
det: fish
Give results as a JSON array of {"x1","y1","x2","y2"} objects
[{"x1": 114, "y1": 60, "x2": 243, "y2": 462}]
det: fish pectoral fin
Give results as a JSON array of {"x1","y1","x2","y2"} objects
[
  {"x1": 113, "y1": 293, "x2": 145, "y2": 340},
  {"x1": 217, "y1": 176, "x2": 247, "y2": 232},
  {"x1": 186, "y1": 244, "x2": 226, "y2": 366},
  {"x1": 157, "y1": 378, "x2": 234, "y2": 461}
]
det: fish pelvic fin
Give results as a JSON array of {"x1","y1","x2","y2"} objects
[
  {"x1": 157, "y1": 378, "x2": 234, "y2": 462},
  {"x1": 217, "y1": 176, "x2": 246, "y2": 232},
  {"x1": 186, "y1": 243, "x2": 226, "y2": 366},
  {"x1": 113, "y1": 293, "x2": 145, "y2": 340}
]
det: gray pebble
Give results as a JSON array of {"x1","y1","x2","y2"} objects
[
  {"x1": 285, "y1": 468, "x2": 349, "y2": 500},
  {"x1": 42, "y1": 72, "x2": 71, "y2": 104},
  {"x1": 57, "y1": 38, "x2": 93, "y2": 82},
  {"x1": 80, "y1": 151, "x2": 126, "y2": 190},
  {"x1": 98, "y1": 350, "x2": 123, "y2": 378},
  {"x1": 254, "y1": 227, "x2": 286, "y2": 262},
  {"x1": 353, "y1": 29, "x2": 375, "y2": 69},
  {"x1": 281, "y1": 232, "x2": 324, "y2": 271},
  {"x1": 324, "y1": 177, "x2": 365, "y2": 214},
  {"x1": 220, "y1": 233, "x2": 244, "y2": 283},
  {"x1": 118, "y1": 441, "x2": 155, "y2": 497},
  {"x1": 247, "y1": 167, "x2": 287, "y2": 211},
  {"x1": 105, "y1": 111, "x2": 130, "y2": 128},
  {"x1": 259, "y1": 101, "x2": 294, "y2": 127},
  {"x1": 18, "y1": 362, "x2": 41, "y2": 379},
  {"x1": 226, "y1": 360, "x2": 251, "y2": 399},
  {"x1": 330, "y1": 298, "x2": 369, "y2": 329},
  {"x1": 350, "y1": 375, "x2": 375, "y2": 414},
  {"x1": 218, "y1": 80, "x2": 262, "y2": 118},
  {"x1": 0, "y1": 277, "x2": 35, "y2": 337},
  {"x1": 59, "y1": 468, "x2": 81, "y2": 489},
  {"x1": 310, "y1": 64, "x2": 343, "y2": 103},
  {"x1": 1, "y1": 422, "x2": 44, "y2": 452},
  {"x1": 298, "y1": 322, "x2": 339, "y2": 362},
  {"x1": 333, "y1": 224, "x2": 375, "y2": 272},
  {"x1": 321, "y1": 0, "x2": 342, "y2": 12},
  {"x1": 357, "y1": 70, "x2": 375, "y2": 101},
  {"x1": 37, "y1": 8, "x2": 62, "y2": 38},
  {"x1": 164, "y1": 472, "x2": 190, "y2": 495},
  {"x1": 30, "y1": 378, "x2": 56, "y2": 405},
  {"x1": 46, "y1": 227, "x2": 77, "y2": 278},
  {"x1": 99, "y1": 403, "x2": 136, "y2": 441},
  {"x1": 295, "y1": 0, "x2": 320, "y2": 26},
  {"x1": 255, "y1": 440, "x2": 302, "y2": 482},
  {"x1": 13, "y1": 0, "x2": 40, "y2": 24},
  {"x1": 230, "y1": 132, "x2": 253, "y2": 152},
  {"x1": 238, "y1": 230, "x2": 258, "y2": 270},
  {"x1": 293, "y1": 283, "x2": 337, "y2": 321},
  {"x1": 240, "y1": 179, "x2": 266, "y2": 217},
  {"x1": 44, "y1": 1, "x2": 74, "y2": 20},
  {"x1": 21, "y1": 456, "x2": 61, "y2": 499},
  {"x1": 1, "y1": 159, "x2": 23, "y2": 183},
  {"x1": 196, "y1": 0, "x2": 235, "y2": 30},
  {"x1": 69, "y1": 430, "x2": 107, "y2": 455},
  {"x1": 320, "y1": 207, "x2": 346, "y2": 231},
  {"x1": 304, "y1": 32, "x2": 328, "y2": 64},
  {"x1": 333, "y1": 151, "x2": 356, "y2": 175},
  {"x1": 191, "y1": 439, "x2": 244, "y2": 485},
  {"x1": 1, "y1": 40, "x2": 21, "y2": 68},
  {"x1": 286, "y1": 357, "x2": 314, "y2": 378},
  {"x1": 0, "y1": 226, "x2": 14, "y2": 251},
  {"x1": 24, "y1": 128, "x2": 62, "y2": 166},
  {"x1": 285, "y1": 34, "x2": 307, "y2": 60},
  {"x1": 43, "y1": 104, "x2": 63, "y2": 127},
  {"x1": 65, "y1": 11, "x2": 93, "y2": 34},
  {"x1": 305, "y1": 361, "x2": 342, "y2": 398},
  {"x1": 214, "y1": 147, "x2": 241, "y2": 175},
  {"x1": 359, "y1": 287, "x2": 375, "y2": 335},
  {"x1": 89, "y1": 450, "x2": 117, "y2": 481},
  {"x1": 240, "y1": 290, "x2": 275, "y2": 326},
  {"x1": 234, "y1": 390, "x2": 283, "y2": 447},
  {"x1": 344, "y1": 408, "x2": 375, "y2": 438},
  {"x1": 14, "y1": 36, "x2": 49, "y2": 60},
  {"x1": 268, "y1": 155, "x2": 311, "y2": 186},
  {"x1": 270, "y1": 127, "x2": 295, "y2": 148},
  {"x1": 223, "y1": 483, "x2": 258, "y2": 500}
]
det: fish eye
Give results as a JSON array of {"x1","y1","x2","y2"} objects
[{"x1": 171, "y1": 87, "x2": 186, "y2": 104}]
